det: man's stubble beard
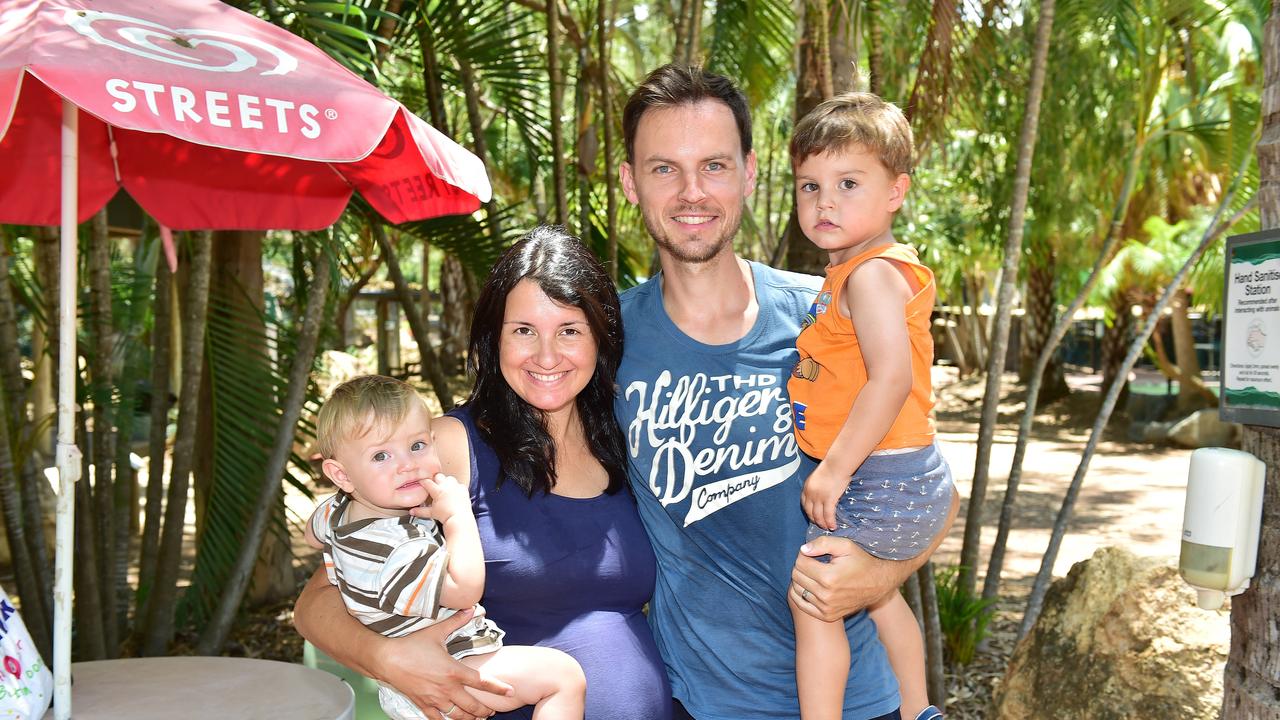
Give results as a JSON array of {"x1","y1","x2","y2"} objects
[{"x1": 642, "y1": 207, "x2": 743, "y2": 265}]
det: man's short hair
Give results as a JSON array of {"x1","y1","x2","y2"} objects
[
  {"x1": 315, "y1": 375, "x2": 427, "y2": 459},
  {"x1": 790, "y1": 92, "x2": 914, "y2": 176},
  {"x1": 622, "y1": 64, "x2": 752, "y2": 162}
]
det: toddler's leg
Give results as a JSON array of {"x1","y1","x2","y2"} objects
[
  {"x1": 791, "y1": 593, "x2": 849, "y2": 720},
  {"x1": 869, "y1": 592, "x2": 932, "y2": 719},
  {"x1": 460, "y1": 646, "x2": 585, "y2": 720}
]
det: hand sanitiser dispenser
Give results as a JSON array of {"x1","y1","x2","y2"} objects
[{"x1": 1179, "y1": 447, "x2": 1266, "y2": 610}]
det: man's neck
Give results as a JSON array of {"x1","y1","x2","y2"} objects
[{"x1": 658, "y1": 249, "x2": 758, "y2": 345}]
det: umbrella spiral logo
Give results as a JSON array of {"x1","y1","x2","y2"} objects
[{"x1": 65, "y1": 10, "x2": 298, "y2": 76}]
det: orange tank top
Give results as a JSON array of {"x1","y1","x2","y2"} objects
[{"x1": 788, "y1": 243, "x2": 937, "y2": 459}]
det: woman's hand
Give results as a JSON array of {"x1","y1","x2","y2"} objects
[{"x1": 373, "y1": 609, "x2": 513, "y2": 720}]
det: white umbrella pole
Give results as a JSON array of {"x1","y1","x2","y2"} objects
[{"x1": 53, "y1": 98, "x2": 81, "y2": 720}]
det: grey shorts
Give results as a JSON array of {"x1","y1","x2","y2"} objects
[{"x1": 806, "y1": 443, "x2": 954, "y2": 561}]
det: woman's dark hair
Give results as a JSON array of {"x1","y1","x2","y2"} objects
[{"x1": 466, "y1": 225, "x2": 627, "y2": 496}]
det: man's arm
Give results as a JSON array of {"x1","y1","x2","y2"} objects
[
  {"x1": 790, "y1": 488, "x2": 959, "y2": 621},
  {"x1": 294, "y1": 568, "x2": 512, "y2": 720}
]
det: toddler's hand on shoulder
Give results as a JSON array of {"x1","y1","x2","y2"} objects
[{"x1": 802, "y1": 463, "x2": 847, "y2": 532}]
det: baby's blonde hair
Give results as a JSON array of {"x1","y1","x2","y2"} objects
[
  {"x1": 315, "y1": 375, "x2": 428, "y2": 459},
  {"x1": 790, "y1": 92, "x2": 914, "y2": 176}
]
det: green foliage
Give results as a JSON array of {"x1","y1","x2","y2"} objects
[
  {"x1": 934, "y1": 565, "x2": 1000, "y2": 666},
  {"x1": 178, "y1": 241, "x2": 332, "y2": 626}
]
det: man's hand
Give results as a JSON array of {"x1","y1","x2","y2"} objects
[
  {"x1": 790, "y1": 536, "x2": 904, "y2": 621},
  {"x1": 371, "y1": 610, "x2": 513, "y2": 720},
  {"x1": 801, "y1": 462, "x2": 849, "y2": 531},
  {"x1": 791, "y1": 487, "x2": 960, "y2": 621}
]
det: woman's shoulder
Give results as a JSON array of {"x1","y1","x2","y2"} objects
[{"x1": 432, "y1": 414, "x2": 473, "y2": 482}]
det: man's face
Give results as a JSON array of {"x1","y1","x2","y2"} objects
[{"x1": 620, "y1": 100, "x2": 757, "y2": 265}]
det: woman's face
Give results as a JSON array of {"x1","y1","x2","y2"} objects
[{"x1": 499, "y1": 279, "x2": 599, "y2": 419}]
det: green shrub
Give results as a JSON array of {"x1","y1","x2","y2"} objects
[{"x1": 934, "y1": 565, "x2": 999, "y2": 666}]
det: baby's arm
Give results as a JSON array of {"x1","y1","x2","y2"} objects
[
  {"x1": 304, "y1": 504, "x2": 326, "y2": 550},
  {"x1": 423, "y1": 416, "x2": 484, "y2": 610},
  {"x1": 803, "y1": 258, "x2": 914, "y2": 531},
  {"x1": 426, "y1": 472, "x2": 485, "y2": 610}
]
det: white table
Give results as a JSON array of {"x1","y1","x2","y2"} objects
[{"x1": 43, "y1": 656, "x2": 354, "y2": 719}]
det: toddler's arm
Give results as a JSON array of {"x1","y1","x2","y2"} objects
[{"x1": 803, "y1": 258, "x2": 914, "y2": 531}]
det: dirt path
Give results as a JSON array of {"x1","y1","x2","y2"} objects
[
  {"x1": 931, "y1": 367, "x2": 1194, "y2": 583},
  {"x1": 928, "y1": 368, "x2": 1230, "y2": 717}
]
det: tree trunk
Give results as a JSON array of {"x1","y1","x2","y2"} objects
[
  {"x1": 0, "y1": 350, "x2": 50, "y2": 659},
  {"x1": 959, "y1": 0, "x2": 1055, "y2": 598},
  {"x1": 372, "y1": 224, "x2": 454, "y2": 407},
  {"x1": 1018, "y1": 243, "x2": 1068, "y2": 403},
  {"x1": 142, "y1": 230, "x2": 213, "y2": 656},
  {"x1": 87, "y1": 209, "x2": 120, "y2": 655},
  {"x1": 1169, "y1": 289, "x2": 1209, "y2": 413},
  {"x1": 73, "y1": 411, "x2": 106, "y2": 660},
  {"x1": 197, "y1": 247, "x2": 331, "y2": 655},
  {"x1": 904, "y1": 0, "x2": 959, "y2": 154},
  {"x1": 597, "y1": 0, "x2": 619, "y2": 280},
  {"x1": 1223, "y1": 425, "x2": 1280, "y2": 718},
  {"x1": 549, "y1": 0, "x2": 569, "y2": 225},
  {"x1": 32, "y1": 227, "x2": 58, "y2": 458},
  {"x1": 335, "y1": 252, "x2": 381, "y2": 348},
  {"x1": 439, "y1": 254, "x2": 469, "y2": 377},
  {"x1": 575, "y1": 45, "x2": 596, "y2": 240},
  {"x1": 865, "y1": 0, "x2": 884, "y2": 95},
  {"x1": 1223, "y1": 8, "x2": 1280, "y2": 709},
  {"x1": 783, "y1": 0, "x2": 849, "y2": 275},
  {"x1": 109, "y1": 231, "x2": 157, "y2": 643},
  {"x1": 137, "y1": 256, "x2": 172, "y2": 621},
  {"x1": 1018, "y1": 157, "x2": 1255, "y2": 639},
  {"x1": 0, "y1": 238, "x2": 52, "y2": 637},
  {"x1": 918, "y1": 562, "x2": 946, "y2": 712},
  {"x1": 1099, "y1": 290, "x2": 1136, "y2": 398}
]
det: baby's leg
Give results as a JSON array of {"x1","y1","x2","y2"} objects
[
  {"x1": 460, "y1": 646, "x2": 585, "y2": 720},
  {"x1": 869, "y1": 592, "x2": 930, "y2": 719},
  {"x1": 791, "y1": 593, "x2": 849, "y2": 720}
]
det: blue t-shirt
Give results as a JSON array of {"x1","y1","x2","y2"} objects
[
  {"x1": 449, "y1": 406, "x2": 672, "y2": 720},
  {"x1": 616, "y1": 262, "x2": 898, "y2": 720}
]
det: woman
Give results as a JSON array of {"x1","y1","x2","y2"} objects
[{"x1": 295, "y1": 226, "x2": 670, "y2": 720}]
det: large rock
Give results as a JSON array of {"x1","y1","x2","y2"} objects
[
  {"x1": 1167, "y1": 408, "x2": 1241, "y2": 448},
  {"x1": 993, "y1": 547, "x2": 1228, "y2": 720}
]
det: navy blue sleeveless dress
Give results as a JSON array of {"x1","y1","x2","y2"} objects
[{"x1": 448, "y1": 406, "x2": 672, "y2": 720}]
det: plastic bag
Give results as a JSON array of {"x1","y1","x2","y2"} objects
[{"x1": 0, "y1": 586, "x2": 51, "y2": 719}]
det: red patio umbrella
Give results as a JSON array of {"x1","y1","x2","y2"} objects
[{"x1": 0, "y1": 2, "x2": 492, "y2": 717}]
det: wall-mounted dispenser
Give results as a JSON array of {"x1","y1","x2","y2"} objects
[{"x1": 1179, "y1": 447, "x2": 1266, "y2": 610}]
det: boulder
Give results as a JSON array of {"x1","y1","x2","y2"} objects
[
  {"x1": 1167, "y1": 409, "x2": 1241, "y2": 448},
  {"x1": 992, "y1": 547, "x2": 1228, "y2": 720}
]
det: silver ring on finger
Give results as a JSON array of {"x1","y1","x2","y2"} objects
[
  {"x1": 441, "y1": 704, "x2": 456, "y2": 719},
  {"x1": 801, "y1": 587, "x2": 811, "y2": 603}
]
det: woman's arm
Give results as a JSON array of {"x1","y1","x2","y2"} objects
[{"x1": 295, "y1": 566, "x2": 512, "y2": 720}]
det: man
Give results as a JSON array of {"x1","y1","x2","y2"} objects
[
  {"x1": 613, "y1": 65, "x2": 955, "y2": 720},
  {"x1": 294, "y1": 65, "x2": 956, "y2": 720}
]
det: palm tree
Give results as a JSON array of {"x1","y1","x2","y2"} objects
[{"x1": 1224, "y1": 3, "x2": 1280, "y2": 716}]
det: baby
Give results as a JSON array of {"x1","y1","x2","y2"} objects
[{"x1": 306, "y1": 375, "x2": 585, "y2": 719}]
